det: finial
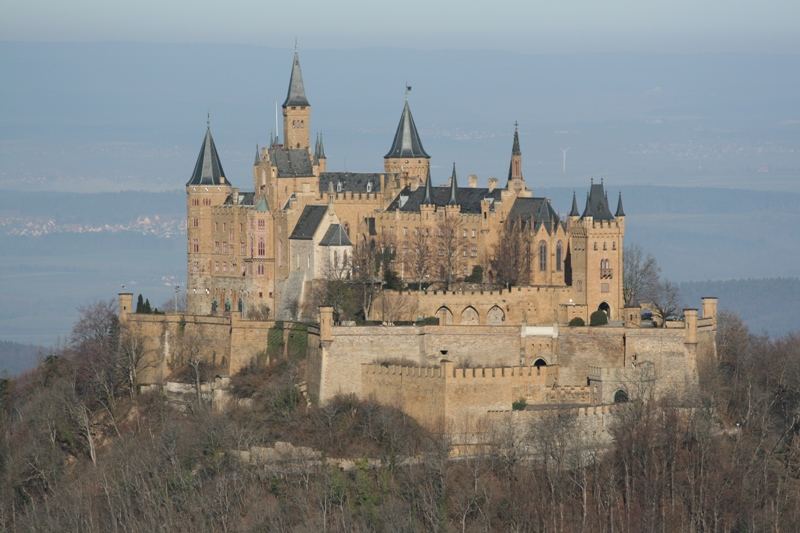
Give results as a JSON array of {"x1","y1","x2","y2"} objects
[
  {"x1": 294, "y1": 37, "x2": 298, "y2": 52},
  {"x1": 514, "y1": 120, "x2": 518, "y2": 130},
  {"x1": 206, "y1": 112, "x2": 210, "y2": 128},
  {"x1": 404, "y1": 83, "x2": 412, "y2": 101}
]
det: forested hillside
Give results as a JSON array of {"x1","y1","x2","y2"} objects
[{"x1": 1, "y1": 304, "x2": 799, "y2": 530}]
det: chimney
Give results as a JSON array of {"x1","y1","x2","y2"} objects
[
  {"x1": 488, "y1": 177, "x2": 498, "y2": 192},
  {"x1": 468, "y1": 174, "x2": 478, "y2": 188}
]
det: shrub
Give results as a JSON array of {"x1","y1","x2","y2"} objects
[
  {"x1": 590, "y1": 310, "x2": 609, "y2": 326},
  {"x1": 414, "y1": 316, "x2": 440, "y2": 326},
  {"x1": 568, "y1": 317, "x2": 585, "y2": 327},
  {"x1": 512, "y1": 398, "x2": 527, "y2": 411},
  {"x1": 465, "y1": 265, "x2": 483, "y2": 283}
]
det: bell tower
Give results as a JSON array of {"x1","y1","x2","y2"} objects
[{"x1": 282, "y1": 51, "x2": 311, "y2": 150}]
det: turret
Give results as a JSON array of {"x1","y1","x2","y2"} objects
[
  {"x1": 506, "y1": 122, "x2": 528, "y2": 195},
  {"x1": 384, "y1": 92, "x2": 430, "y2": 187},
  {"x1": 282, "y1": 51, "x2": 311, "y2": 150},
  {"x1": 448, "y1": 162, "x2": 459, "y2": 206}
]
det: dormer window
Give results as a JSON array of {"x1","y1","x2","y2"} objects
[
  {"x1": 336, "y1": 181, "x2": 343, "y2": 193},
  {"x1": 366, "y1": 181, "x2": 373, "y2": 193}
]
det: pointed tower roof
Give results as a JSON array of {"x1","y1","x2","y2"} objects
[
  {"x1": 254, "y1": 145, "x2": 260, "y2": 166},
  {"x1": 422, "y1": 166, "x2": 433, "y2": 205},
  {"x1": 615, "y1": 191, "x2": 625, "y2": 217},
  {"x1": 511, "y1": 122, "x2": 521, "y2": 155},
  {"x1": 385, "y1": 100, "x2": 430, "y2": 159},
  {"x1": 282, "y1": 52, "x2": 309, "y2": 108},
  {"x1": 569, "y1": 191, "x2": 580, "y2": 216},
  {"x1": 187, "y1": 126, "x2": 227, "y2": 186},
  {"x1": 317, "y1": 132, "x2": 326, "y2": 159},
  {"x1": 448, "y1": 162, "x2": 459, "y2": 205},
  {"x1": 313, "y1": 134, "x2": 320, "y2": 164},
  {"x1": 581, "y1": 180, "x2": 615, "y2": 220}
]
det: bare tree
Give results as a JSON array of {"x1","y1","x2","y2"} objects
[
  {"x1": 404, "y1": 227, "x2": 433, "y2": 288},
  {"x1": 623, "y1": 244, "x2": 660, "y2": 306},
  {"x1": 652, "y1": 279, "x2": 681, "y2": 326},
  {"x1": 491, "y1": 218, "x2": 532, "y2": 287},
  {"x1": 435, "y1": 213, "x2": 465, "y2": 289}
]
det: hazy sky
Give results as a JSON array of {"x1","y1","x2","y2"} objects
[{"x1": 2, "y1": 0, "x2": 799, "y2": 53}]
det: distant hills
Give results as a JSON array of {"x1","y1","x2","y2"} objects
[
  {"x1": 680, "y1": 278, "x2": 800, "y2": 337},
  {"x1": 0, "y1": 340, "x2": 45, "y2": 376}
]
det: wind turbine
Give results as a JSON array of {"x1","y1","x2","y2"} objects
[{"x1": 561, "y1": 147, "x2": 571, "y2": 175}]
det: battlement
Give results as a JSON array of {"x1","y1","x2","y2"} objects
[{"x1": 362, "y1": 361, "x2": 557, "y2": 382}]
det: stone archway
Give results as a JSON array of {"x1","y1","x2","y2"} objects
[
  {"x1": 614, "y1": 389, "x2": 629, "y2": 403},
  {"x1": 487, "y1": 305, "x2": 505, "y2": 325},
  {"x1": 598, "y1": 301, "x2": 611, "y2": 317},
  {"x1": 533, "y1": 358, "x2": 548, "y2": 368},
  {"x1": 436, "y1": 306, "x2": 454, "y2": 325},
  {"x1": 460, "y1": 306, "x2": 479, "y2": 325}
]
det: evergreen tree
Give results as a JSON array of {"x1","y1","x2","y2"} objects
[
  {"x1": 144, "y1": 298, "x2": 152, "y2": 314},
  {"x1": 136, "y1": 294, "x2": 144, "y2": 313}
]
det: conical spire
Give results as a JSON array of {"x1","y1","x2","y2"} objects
[
  {"x1": 187, "y1": 126, "x2": 227, "y2": 186},
  {"x1": 422, "y1": 166, "x2": 433, "y2": 205},
  {"x1": 385, "y1": 100, "x2": 430, "y2": 159},
  {"x1": 282, "y1": 51, "x2": 309, "y2": 108},
  {"x1": 448, "y1": 162, "x2": 459, "y2": 205},
  {"x1": 581, "y1": 191, "x2": 591, "y2": 218},
  {"x1": 317, "y1": 132, "x2": 326, "y2": 159},
  {"x1": 569, "y1": 191, "x2": 580, "y2": 216},
  {"x1": 511, "y1": 122, "x2": 521, "y2": 155},
  {"x1": 254, "y1": 144, "x2": 260, "y2": 166},
  {"x1": 615, "y1": 191, "x2": 625, "y2": 217},
  {"x1": 313, "y1": 134, "x2": 320, "y2": 164}
]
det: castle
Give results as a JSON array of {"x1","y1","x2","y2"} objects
[
  {"x1": 120, "y1": 50, "x2": 718, "y2": 436},
  {"x1": 185, "y1": 51, "x2": 624, "y2": 325}
]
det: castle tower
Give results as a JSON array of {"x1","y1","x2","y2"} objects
[
  {"x1": 186, "y1": 123, "x2": 232, "y2": 314},
  {"x1": 384, "y1": 97, "x2": 430, "y2": 188},
  {"x1": 506, "y1": 123, "x2": 528, "y2": 196},
  {"x1": 568, "y1": 180, "x2": 625, "y2": 321},
  {"x1": 282, "y1": 51, "x2": 311, "y2": 150}
]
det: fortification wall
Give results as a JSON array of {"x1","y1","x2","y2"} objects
[{"x1": 312, "y1": 324, "x2": 524, "y2": 403}]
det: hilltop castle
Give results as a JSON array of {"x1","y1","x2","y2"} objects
[
  {"x1": 185, "y1": 51, "x2": 625, "y2": 325},
  {"x1": 119, "y1": 51, "x2": 718, "y2": 436}
]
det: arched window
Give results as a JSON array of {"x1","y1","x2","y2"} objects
[
  {"x1": 614, "y1": 390, "x2": 629, "y2": 403},
  {"x1": 258, "y1": 239, "x2": 265, "y2": 256},
  {"x1": 366, "y1": 181, "x2": 373, "y2": 193},
  {"x1": 556, "y1": 241, "x2": 563, "y2": 272},
  {"x1": 538, "y1": 241, "x2": 548, "y2": 272}
]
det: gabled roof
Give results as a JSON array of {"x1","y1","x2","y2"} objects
[
  {"x1": 319, "y1": 172, "x2": 381, "y2": 193},
  {"x1": 386, "y1": 184, "x2": 502, "y2": 214},
  {"x1": 187, "y1": 127, "x2": 227, "y2": 186},
  {"x1": 581, "y1": 181, "x2": 615, "y2": 221},
  {"x1": 255, "y1": 196, "x2": 269, "y2": 212},
  {"x1": 268, "y1": 146, "x2": 313, "y2": 177},
  {"x1": 508, "y1": 197, "x2": 561, "y2": 232},
  {"x1": 282, "y1": 52, "x2": 309, "y2": 108},
  {"x1": 384, "y1": 101, "x2": 430, "y2": 159},
  {"x1": 289, "y1": 205, "x2": 328, "y2": 240},
  {"x1": 319, "y1": 224, "x2": 352, "y2": 247}
]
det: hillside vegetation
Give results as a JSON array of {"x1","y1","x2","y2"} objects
[{"x1": 1, "y1": 305, "x2": 799, "y2": 531}]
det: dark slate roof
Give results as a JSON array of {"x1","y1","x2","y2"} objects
[
  {"x1": 568, "y1": 191, "x2": 580, "y2": 216},
  {"x1": 319, "y1": 172, "x2": 381, "y2": 194},
  {"x1": 581, "y1": 181, "x2": 615, "y2": 221},
  {"x1": 508, "y1": 197, "x2": 560, "y2": 231},
  {"x1": 268, "y1": 146, "x2": 313, "y2": 177},
  {"x1": 386, "y1": 184, "x2": 502, "y2": 214},
  {"x1": 187, "y1": 128, "x2": 227, "y2": 186},
  {"x1": 511, "y1": 126, "x2": 521, "y2": 155},
  {"x1": 255, "y1": 196, "x2": 269, "y2": 212},
  {"x1": 384, "y1": 101, "x2": 430, "y2": 159},
  {"x1": 289, "y1": 205, "x2": 328, "y2": 240},
  {"x1": 319, "y1": 224, "x2": 352, "y2": 246},
  {"x1": 317, "y1": 133, "x2": 326, "y2": 159},
  {"x1": 223, "y1": 192, "x2": 255, "y2": 206},
  {"x1": 254, "y1": 145, "x2": 261, "y2": 166},
  {"x1": 448, "y1": 163, "x2": 459, "y2": 205},
  {"x1": 615, "y1": 192, "x2": 625, "y2": 217},
  {"x1": 282, "y1": 52, "x2": 309, "y2": 108}
]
